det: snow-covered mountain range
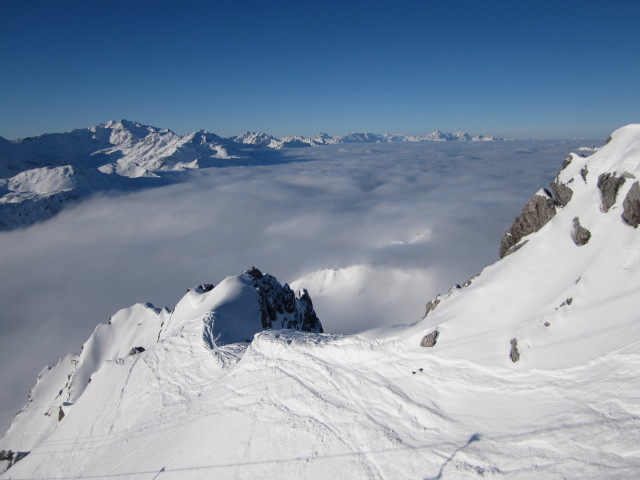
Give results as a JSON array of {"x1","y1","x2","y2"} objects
[
  {"x1": 1, "y1": 125, "x2": 638, "y2": 478},
  {"x1": 0, "y1": 121, "x2": 503, "y2": 230}
]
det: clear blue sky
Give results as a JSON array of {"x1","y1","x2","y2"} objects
[{"x1": 1, "y1": 0, "x2": 638, "y2": 139}]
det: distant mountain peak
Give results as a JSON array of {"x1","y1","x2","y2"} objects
[{"x1": 0, "y1": 120, "x2": 506, "y2": 230}]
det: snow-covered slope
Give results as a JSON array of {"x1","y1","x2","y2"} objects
[
  {"x1": 0, "y1": 268, "x2": 321, "y2": 474},
  {"x1": 0, "y1": 303, "x2": 168, "y2": 461},
  {"x1": 0, "y1": 120, "x2": 237, "y2": 229},
  {"x1": 397, "y1": 125, "x2": 640, "y2": 368},
  {"x1": 2, "y1": 125, "x2": 639, "y2": 479}
]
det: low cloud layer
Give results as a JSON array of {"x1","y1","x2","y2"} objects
[{"x1": 0, "y1": 139, "x2": 593, "y2": 431}]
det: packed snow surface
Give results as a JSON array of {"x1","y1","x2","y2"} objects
[{"x1": 1, "y1": 126, "x2": 639, "y2": 478}]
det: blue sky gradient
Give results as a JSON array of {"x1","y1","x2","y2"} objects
[{"x1": 1, "y1": 0, "x2": 638, "y2": 139}]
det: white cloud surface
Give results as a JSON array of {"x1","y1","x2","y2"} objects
[{"x1": 0, "y1": 139, "x2": 594, "y2": 432}]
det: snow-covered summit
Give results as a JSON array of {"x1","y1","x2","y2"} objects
[
  {"x1": 0, "y1": 267, "x2": 321, "y2": 474},
  {"x1": 313, "y1": 130, "x2": 504, "y2": 144},
  {"x1": 0, "y1": 120, "x2": 239, "y2": 229},
  {"x1": 232, "y1": 131, "x2": 283, "y2": 149}
]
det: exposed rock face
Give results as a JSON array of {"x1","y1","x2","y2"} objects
[
  {"x1": 195, "y1": 284, "x2": 215, "y2": 293},
  {"x1": 461, "y1": 273, "x2": 480, "y2": 288},
  {"x1": 571, "y1": 217, "x2": 591, "y2": 246},
  {"x1": 597, "y1": 173, "x2": 625, "y2": 212},
  {"x1": 0, "y1": 450, "x2": 30, "y2": 472},
  {"x1": 580, "y1": 166, "x2": 588, "y2": 182},
  {"x1": 499, "y1": 191, "x2": 556, "y2": 258},
  {"x1": 622, "y1": 182, "x2": 640, "y2": 227},
  {"x1": 550, "y1": 179, "x2": 574, "y2": 207},
  {"x1": 420, "y1": 330, "x2": 439, "y2": 347},
  {"x1": 247, "y1": 267, "x2": 323, "y2": 333},
  {"x1": 129, "y1": 346, "x2": 146, "y2": 356},
  {"x1": 509, "y1": 338, "x2": 520, "y2": 363},
  {"x1": 423, "y1": 295, "x2": 443, "y2": 317},
  {"x1": 296, "y1": 289, "x2": 323, "y2": 333}
]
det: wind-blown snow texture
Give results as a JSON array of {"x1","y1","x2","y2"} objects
[{"x1": 1, "y1": 126, "x2": 639, "y2": 479}]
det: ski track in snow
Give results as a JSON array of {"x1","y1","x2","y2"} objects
[{"x1": 7, "y1": 329, "x2": 640, "y2": 478}]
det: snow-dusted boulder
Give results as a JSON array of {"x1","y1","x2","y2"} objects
[
  {"x1": 597, "y1": 172, "x2": 626, "y2": 211},
  {"x1": 420, "y1": 330, "x2": 439, "y2": 347},
  {"x1": 571, "y1": 216, "x2": 591, "y2": 245},
  {"x1": 550, "y1": 177, "x2": 574, "y2": 206},
  {"x1": 622, "y1": 181, "x2": 640, "y2": 227}
]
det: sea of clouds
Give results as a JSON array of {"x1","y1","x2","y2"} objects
[{"x1": 0, "y1": 139, "x2": 597, "y2": 432}]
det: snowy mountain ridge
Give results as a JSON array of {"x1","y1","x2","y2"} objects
[
  {"x1": 0, "y1": 268, "x2": 322, "y2": 474},
  {"x1": 0, "y1": 120, "x2": 504, "y2": 230},
  {"x1": 1, "y1": 125, "x2": 639, "y2": 479}
]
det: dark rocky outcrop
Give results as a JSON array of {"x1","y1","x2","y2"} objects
[
  {"x1": 0, "y1": 450, "x2": 30, "y2": 471},
  {"x1": 420, "y1": 330, "x2": 439, "y2": 347},
  {"x1": 423, "y1": 295, "x2": 443, "y2": 318},
  {"x1": 195, "y1": 284, "x2": 215, "y2": 293},
  {"x1": 597, "y1": 173, "x2": 625, "y2": 212},
  {"x1": 622, "y1": 182, "x2": 640, "y2": 227},
  {"x1": 297, "y1": 289, "x2": 322, "y2": 333},
  {"x1": 247, "y1": 267, "x2": 323, "y2": 333},
  {"x1": 571, "y1": 217, "x2": 591, "y2": 246},
  {"x1": 129, "y1": 346, "x2": 146, "y2": 356},
  {"x1": 562, "y1": 155, "x2": 573, "y2": 169},
  {"x1": 509, "y1": 338, "x2": 520, "y2": 363},
  {"x1": 580, "y1": 166, "x2": 588, "y2": 182},
  {"x1": 550, "y1": 179, "x2": 573, "y2": 207},
  {"x1": 462, "y1": 273, "x2": 480, "y2": 288},
  {"x1": 499, "y1": 191, "x2": 556, "y2": 258}
]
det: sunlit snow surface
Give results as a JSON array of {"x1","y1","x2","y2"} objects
[
  {"x1": 4, "y1": 135, "x2": 638, "y2": 479},
  {"x1": 0, "y1": 139, "x2": 590, "y2": 429}
]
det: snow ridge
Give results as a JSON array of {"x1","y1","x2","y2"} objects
[{"x1": 0, "y1": 268, "x2": 321, "y2": 474}]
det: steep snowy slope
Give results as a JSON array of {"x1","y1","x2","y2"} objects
[
  {"x1": 0, "y1": 303, "x2": 168, "y2": 460},
  {"x1": 396, "y1": 124, "x2": 640, "y2": 369}
]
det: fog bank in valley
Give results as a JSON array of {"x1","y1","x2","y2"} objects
[{"x1": 0, "y1": 139, "x2": 595, "y2": 432}]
